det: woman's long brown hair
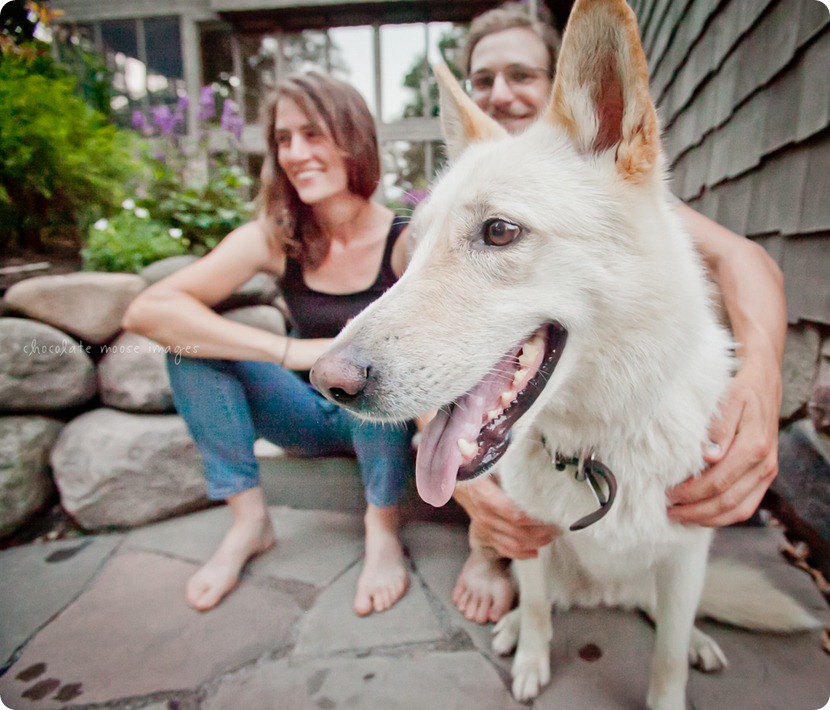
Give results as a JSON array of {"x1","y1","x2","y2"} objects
[{"x1": 258, "y1": 72, "x2": 381, "y2": 270}]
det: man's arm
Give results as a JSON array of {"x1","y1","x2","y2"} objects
[{"x1": 668, "y1": 203, "x2": 786, "y2": 526}]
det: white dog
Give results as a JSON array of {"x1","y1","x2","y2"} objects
[{"x1": 310, "y1": 0, "x2": 818, "y2": 707}]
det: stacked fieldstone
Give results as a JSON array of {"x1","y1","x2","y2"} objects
[
  {"x1": 776, "y1": 324, "x2": 830, "y2": 544},
  {"x1": 0, "y1": 258, "x2": 286, "y2": 536},
  {"x1": 0, "y1": 258, "x2": 828, "y2": 551}
]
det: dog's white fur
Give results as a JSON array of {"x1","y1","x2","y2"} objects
[{"x1": 311, "y1": 1, "x2": 817, "y2": 707}]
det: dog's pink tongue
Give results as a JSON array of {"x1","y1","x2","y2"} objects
[{"x1": 416, "y1": 363, "x2": 513, "y2": 507}]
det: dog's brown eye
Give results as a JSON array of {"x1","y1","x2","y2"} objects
[{"x1": 483, "y1": 219, "x2": 522, "y2": 247}]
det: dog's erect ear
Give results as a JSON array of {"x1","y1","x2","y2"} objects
[
  {"x1": 434, "y1": 62, "x2": 507, "y2": 161},
  {"x1": 545, "y1": 0, "x2": 659, "y2": 183}
]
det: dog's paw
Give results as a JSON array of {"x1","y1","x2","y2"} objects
[
  {"x1": 492, "y1": 609, "x2": 520, "y2": 656},
  {"x1": 511, "y1": 647, "x2": 550, "y2": 701},
  {"x1": 688, "y1": 627, "x2": 728, "y2": 673},
  {"x1": 646, "y1": 687, "x2": 686, "y2": 710}
]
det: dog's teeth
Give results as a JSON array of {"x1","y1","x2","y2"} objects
[
  {"x1": 457, "y1": 437, "x2": 479, "y2": 459},
  {"x1": 501, "y1": 391, "x2": 514, "y2": 407},
  {"x1": 519, "y1": 340, "x2": 540, "y2": 367},
  {"x1": 487, "y1": 408, "x2": 501, "y2": 422},
  {"x1": 513, "y1": 367, "x2": 528, "y2": 387}
]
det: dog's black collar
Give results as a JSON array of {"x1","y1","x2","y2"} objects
[{"x1": 541, "y1": 435, "x2": 618, "y2": 531}]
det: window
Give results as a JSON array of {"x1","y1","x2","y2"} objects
[{"x1": 99, "y1": 17, "x2": 185, "y2": 128}]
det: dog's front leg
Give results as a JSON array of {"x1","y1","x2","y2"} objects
[
  {"x1": 509, "y1": 549, "x2": 553, "y2": 701},
  {"x1": 646, "y1": 541, "x2": 708, "y2": 710}
]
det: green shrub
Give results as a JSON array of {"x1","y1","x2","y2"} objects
[
  {"x1": 81, "y1": 206, "x2": 189, "y2": 273},
  {"x1": 0, "y1": 47, "x2": 136, "y2": 255},
  {"x1": 147, "y1": 161, "x2": 253, "y2": 253}
]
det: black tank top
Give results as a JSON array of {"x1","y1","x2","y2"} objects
[{"x1": 278, "y1": 217, "x2": 407, "y2": 340}]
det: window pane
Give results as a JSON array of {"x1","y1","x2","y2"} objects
[
  {"x1": 144, "y1": 17, "x2": 184, "y2": 112},
  {"x1": 144, "y1": 17, "x2": 183, "y2": 80},
  {"x1": 239, "y1": 34, "x2": 275, "y2": 125},
  {"x1": 328, "y1": 26, "x2": 375, "y2": 116},
  {"x1": 380, "y1": 23, "x2": 426, "y2": 123},
  {"x1": 201, "y1": 24, "x2": 235, "y2": 88},
  {"x1": 100, "y1": 20, "x2": 140, "y2": 126},
  {"x1": 100, "y1": 19, "x2": 138, "y2": 59}
]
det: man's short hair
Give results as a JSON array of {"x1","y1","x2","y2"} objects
[{"x1": 462, "y1": 2, "x2": 561, "y2": 78}]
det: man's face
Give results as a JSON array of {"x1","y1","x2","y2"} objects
[{"x1": 468, "y1": 27, "x2": 552, "y2": 135}]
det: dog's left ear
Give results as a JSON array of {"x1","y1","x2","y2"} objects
[
  {"x1": 545, "y1": 0, "x2": 659, "y2": 183},
  {"x1": 434, "y1": 62, "x2": 507, "y2": 162}
]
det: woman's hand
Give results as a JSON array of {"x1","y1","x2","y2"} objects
[
  {"x1": 667, "y1": 358, "x2": 780, "y2": 526},
  {"x1": 454, "y1": 475, "x2": 559, "y2": 559}
]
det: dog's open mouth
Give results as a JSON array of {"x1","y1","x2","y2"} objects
[{"x1": 416, "y1": 322, "x2": 568, "y2": 507}]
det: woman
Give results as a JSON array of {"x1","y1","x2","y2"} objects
[{"x1": 123, "y1": 73, "x2": 414, "y2": 617}]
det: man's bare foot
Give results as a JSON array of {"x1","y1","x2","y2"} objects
[
  {"x1": 185, "y1": 488, "x2": 276, "y2": 612},
  {"x1": 353, "y1": 504, "x2": 409, "y2": 616},
  {"x1": 452, "y1": 547, "x2": 515, "y2": 624}
]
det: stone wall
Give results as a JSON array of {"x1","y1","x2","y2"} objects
[
  {"x1": 0, "y1": 258, "x2": 286, "y2": 536},
  {"x1": 1, "y1": 260, "x2": 828, "y2": 558},
  {"x1": 776, "y1": 320, "x2": 830, "y2": 561}
]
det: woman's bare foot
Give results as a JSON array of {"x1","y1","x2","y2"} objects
[
  {"x1": 185, "y1": 487, "x2": 275, "y2": 612},
  {"x1": 452, "y1": 547, "x2": 515, "y2": 624},
  {"x1": 353, "y1": 504, "x2": 409, "y2": 616}
]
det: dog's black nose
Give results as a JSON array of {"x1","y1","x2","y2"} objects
[{"x1": 310, "y1": 349, "x2": 373, "y2": 408}]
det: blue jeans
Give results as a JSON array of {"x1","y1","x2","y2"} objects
[{"x1": 166, "y1": 356, "x2": 414, "y2": 508}]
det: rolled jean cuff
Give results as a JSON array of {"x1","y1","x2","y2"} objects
[{"x1": 202, "y1": 457, "x2": 260, "y2": 501}]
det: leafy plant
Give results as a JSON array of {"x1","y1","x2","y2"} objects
[
  {"x1": 0, "y1": 19, "x2": 135, "y2": 255},
  {"x1": 147, "y1": 162, "x2": 253, "y2": 252},
  {"x1": 81, "y1": 204, "x2": 189, "y2": 273}
]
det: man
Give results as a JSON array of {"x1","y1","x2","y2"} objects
[{"x1": 450, "y1": 2, "x2": 786, "y2": 625}]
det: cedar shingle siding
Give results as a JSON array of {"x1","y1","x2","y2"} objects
[{"x1": 631, "y1": 0, "x2": 830, "y2": 325}]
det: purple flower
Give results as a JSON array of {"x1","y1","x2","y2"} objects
[
  {"x1": 176, "y1": 94, "x2": 189, "y2": 113},
  {"x1": 198, "y1": 85, "x2": 216, "y2": 122},
  {"x1": 131, "y1": 110, "x2": 148, "y2": 132},
  {"x1": 227, "y1": 115, "x2": 243, "y2": 141},
  {"x1": 220, "y1": 99, "x2": 243, "y2": 140},
  {"x1": 150, "y1": 105, "x2": 175, "y2": 136}
]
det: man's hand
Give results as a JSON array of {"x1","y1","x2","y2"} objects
[
  {"x1": 667, "y1": 359, "x2": 780, "y2": 527},
  {"x1": 454, "y1": 475, "x2": 559, "y2": 559}
]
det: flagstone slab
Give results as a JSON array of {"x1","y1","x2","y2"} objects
[
  {"x1": 686, "y1": 619, "x2": 830, "y2": 710},
  {"x1": 125, "y1": 505, "x2": 364, "y2": 588},
  {"x1": 202, "y1": 651, "x2": 522, "y2": 710},
  {"x1": 402, "y1": 522, "x2": 504, "y2": 659},
  {"x1": 710, "y1": 526, "x2": 830, "y2": 622},
  {"x1": 0, "y1": 535, "x2": 123, "y2": 664},
  {"x1": 258, "y1": 455, "x2": 366, "y2": 514},
  {"x1": 0, "y1": 550, "x2": 301, "y2": 709},
  {"x1": 294, "y1": 560, "x2": 445, "y2": 656}
]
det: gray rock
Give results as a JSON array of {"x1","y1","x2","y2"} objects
[
  {"x1": 138, "y1": 255, "x2": 199, "y2": 285},
  {"x1": 3, "y1": 272, "x2": 146, "y2": 345},
  {"x1": 97, "y1": 333, "x2": 173, "y2": 413},
  {"x1": 222, "y1": 304, "x2": 286, "y2": 335},
  {"x1": 0, "y1": 416, "x2": 63, "y2": 537},
  {"x1": 775, "y1": 419, "x2": 830, "y2": 543},
  {"x1": 50, "y1": 408, "x2": 207, "y2": 530},
  {"x1": 0, "y1": 318, "x2": 97, "y2": 412},
  {"x1": 780, "y1": 324, "x2": 821, "y2": 419},
  {"x1": 810, "y1": 353, "x2": 830, "y2": 434}
]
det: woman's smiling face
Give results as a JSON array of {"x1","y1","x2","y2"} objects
[{"x1": 274, "y1": 96, "x2": 350, "y2": 205}]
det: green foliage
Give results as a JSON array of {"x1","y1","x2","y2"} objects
[
  {"x1": 53, "y1": 33, "x2": 113, "y2": 116},
  {"x1": 146, "y1": 161, "x2": 253, "y2": 253},
  {"x1": 394, "y1": 27, "x2": 466, "y2": 195},
  {"x1": 81, "y1": 207, "x2": 189, "y2": 273},
  {"x1": 0, "y1": 47, "x2": 136, "y2": 255}
]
